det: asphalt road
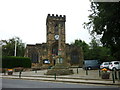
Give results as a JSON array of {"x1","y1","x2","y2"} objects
[
  {"x1": 1, "y1": 79, "x2": 119, "y2": 88},
  {"x1": 0, "y1": 78, "x2": 2, "y2": 89}
]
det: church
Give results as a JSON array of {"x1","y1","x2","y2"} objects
[{"x1": 24, "y1": 14, "x2": 83, "y2": 67}]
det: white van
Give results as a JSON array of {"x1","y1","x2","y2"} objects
[{"x1": 109, "y1": 61, "x2": 120, "y2": 70}]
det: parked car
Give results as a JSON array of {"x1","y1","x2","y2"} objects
[
  {"x1": 100, "y1": 62, "x2": 110, "y2": 69},
  {"x1": 83, "y1": 60, "x2": 101, "y2": 70},
  {"x1": 109, "y1": 61, "x2": 120, "y2": 70}
]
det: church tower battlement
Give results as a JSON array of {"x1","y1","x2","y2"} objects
[
  {"x1": 46, "y1": 14, "x2": 66, "y2": 44},
  {"x1": 46, "y1": 14, "x2": 66, "y2": 22}
]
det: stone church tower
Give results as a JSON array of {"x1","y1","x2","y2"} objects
[
  {"x1": 46, "y1": 14, "x2": 66, "y2": 65},
  {"x1": 24, "y1": 14, "x2": 83, "y2": 67}
]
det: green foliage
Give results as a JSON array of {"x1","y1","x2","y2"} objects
[
  {"x1": 2, "y1": 56, "x2": 31, "y2": 68},
  {"x1": 1, "y1": 37, "x2": 25, "y2": 57},
  {"x1": 84, "y1": 2, "x2": 120, "y2": 60},
  {"x1": 87, "y1": 39, "x2": 115, "y2": 62},
  {"x1": 71, "y1": 39, "x2": 89, "y2": 60},
  {"x1": 71, "y1": 39, "x2": 115, "y2": 62}
]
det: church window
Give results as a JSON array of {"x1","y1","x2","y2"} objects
[{"x1": 55, "y1": 23, "x2": 58, "y2": 34}]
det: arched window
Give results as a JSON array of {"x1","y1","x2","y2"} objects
[
  {"x1": 70, "y1": 50, "x2": 79, "y2": 65},
  {"x1": 52, "y1": 42, "x2": 58, "y2": 55},
  {"x1": 31, "y1": 53, "x2": 38, "y2": 63}
]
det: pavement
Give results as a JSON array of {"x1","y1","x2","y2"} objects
[{"x1": 0, "y1": 68, "x2": 120, "y2": 86}]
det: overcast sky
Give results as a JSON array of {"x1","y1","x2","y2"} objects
[{"x1": 0, "y1": 0, "x2": 92, "y2": 45}]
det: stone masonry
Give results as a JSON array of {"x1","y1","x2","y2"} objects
[{"x1": 24, "y1": 14, "x2": 84, "y2": 67}]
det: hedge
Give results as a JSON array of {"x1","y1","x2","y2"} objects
[{"x1": 2, "y1": 56, "x2": 31, "y2": 68}]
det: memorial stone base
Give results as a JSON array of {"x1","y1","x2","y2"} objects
[{"x1": 45, "y1": 63, "x2": 74, "y2": 75}]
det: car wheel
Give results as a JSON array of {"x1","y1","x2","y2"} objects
[
  {"x1": 88, "y1": 67, "x2": 91, "y2": 70},
  {"x1": 112, "y1": 67, "x2": 116, "y2": 71}
]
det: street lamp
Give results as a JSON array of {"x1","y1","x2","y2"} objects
[{"x1": 14, "y1": 39, "x2": 17, "y2": 56}]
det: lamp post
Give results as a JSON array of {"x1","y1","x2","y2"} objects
[{"x1": 14, "y1": 40, "x2": 17, "y2": 56}]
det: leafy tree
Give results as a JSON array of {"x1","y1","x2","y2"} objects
[
  {"x1": 71, "y1": 39, "x2": 115, "y2": 62},
  {"x1": 0, "y1": 37, "x2": 25, "y2": 57},
  {"x1": 71, "y1": 39, "x2": 90, "y2": 59},
  {"x1": 88, "y1": 38, "x2": 115, "y2": 62},
  {"x1": 84, "y1": 2, "x2": 120, "y2": 60}
]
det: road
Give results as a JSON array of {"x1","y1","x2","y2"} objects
[{"x1": 1, "y1": 79, "x2": 119, "y2": 88}]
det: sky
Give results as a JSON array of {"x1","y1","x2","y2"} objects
[{"x1": 0, "y1": 0, "x2": 92, "y2": 45}]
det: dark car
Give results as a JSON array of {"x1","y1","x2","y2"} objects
[{"x1": 83, "y1": 60, "x2": 101, "y2": 70}]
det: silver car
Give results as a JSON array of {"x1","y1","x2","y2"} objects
[
  {"x1": 109, "y1": 61, "x2": 120, "y2": 70},
  {"x1": 100, "y1": 62, "x2": 110, "y2": 69}
]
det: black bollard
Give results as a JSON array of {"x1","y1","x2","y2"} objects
[
  {"x1": 35, "y1": 69, "x2": 37, "y2": 73},
  {"x1": 114, "y1": 70, "x2": 118, "y2": 80},
  {"x1": 54, "y1": 73, "x2": 56, "y2": 80},
  {"x1": 4, "y1": 70, "x2": 6, "y2": 75},
  {"x1": 112, "y1": 71, "x2": 115, "y2": 83},
  {"x1": 86, "y1": 68, "x2": 88, "y2": 75},
  {"x1": 77, "y1": 68, "x2": 78, "y2": 74},
  {"x1": 19, "y1": 70, "x2": 22, "y2": 78},
  {"x1": 118, "y1": 70, "x2": 120, "y2": 80},
  {"x1": 99, "y1": 69, "x2": 101, "y2": 77}
]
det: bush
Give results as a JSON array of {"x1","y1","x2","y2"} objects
[{"x1": 2, "y1": 56, "x2": 31, "y2": 68}]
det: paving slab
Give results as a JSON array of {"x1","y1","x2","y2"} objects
[{"x1": 1, "y1": 68, "x2": 120, "y2": 86}]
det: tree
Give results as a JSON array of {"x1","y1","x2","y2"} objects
[
  {"x1": 71, "y1": 39, "x2": 115, "y2": 62},
  {"x1": 0, "y1": 37, "x2": 25, "y2": 57},
  {"x1": 71, "y1": 39, "x2": 90, "y2": 60},
  {"x1": 84, "y1": 2, "x2": 120, "y2": 60},
  {"x1": 89, "y1": 38, "x2": 115, "y2": 62}
]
